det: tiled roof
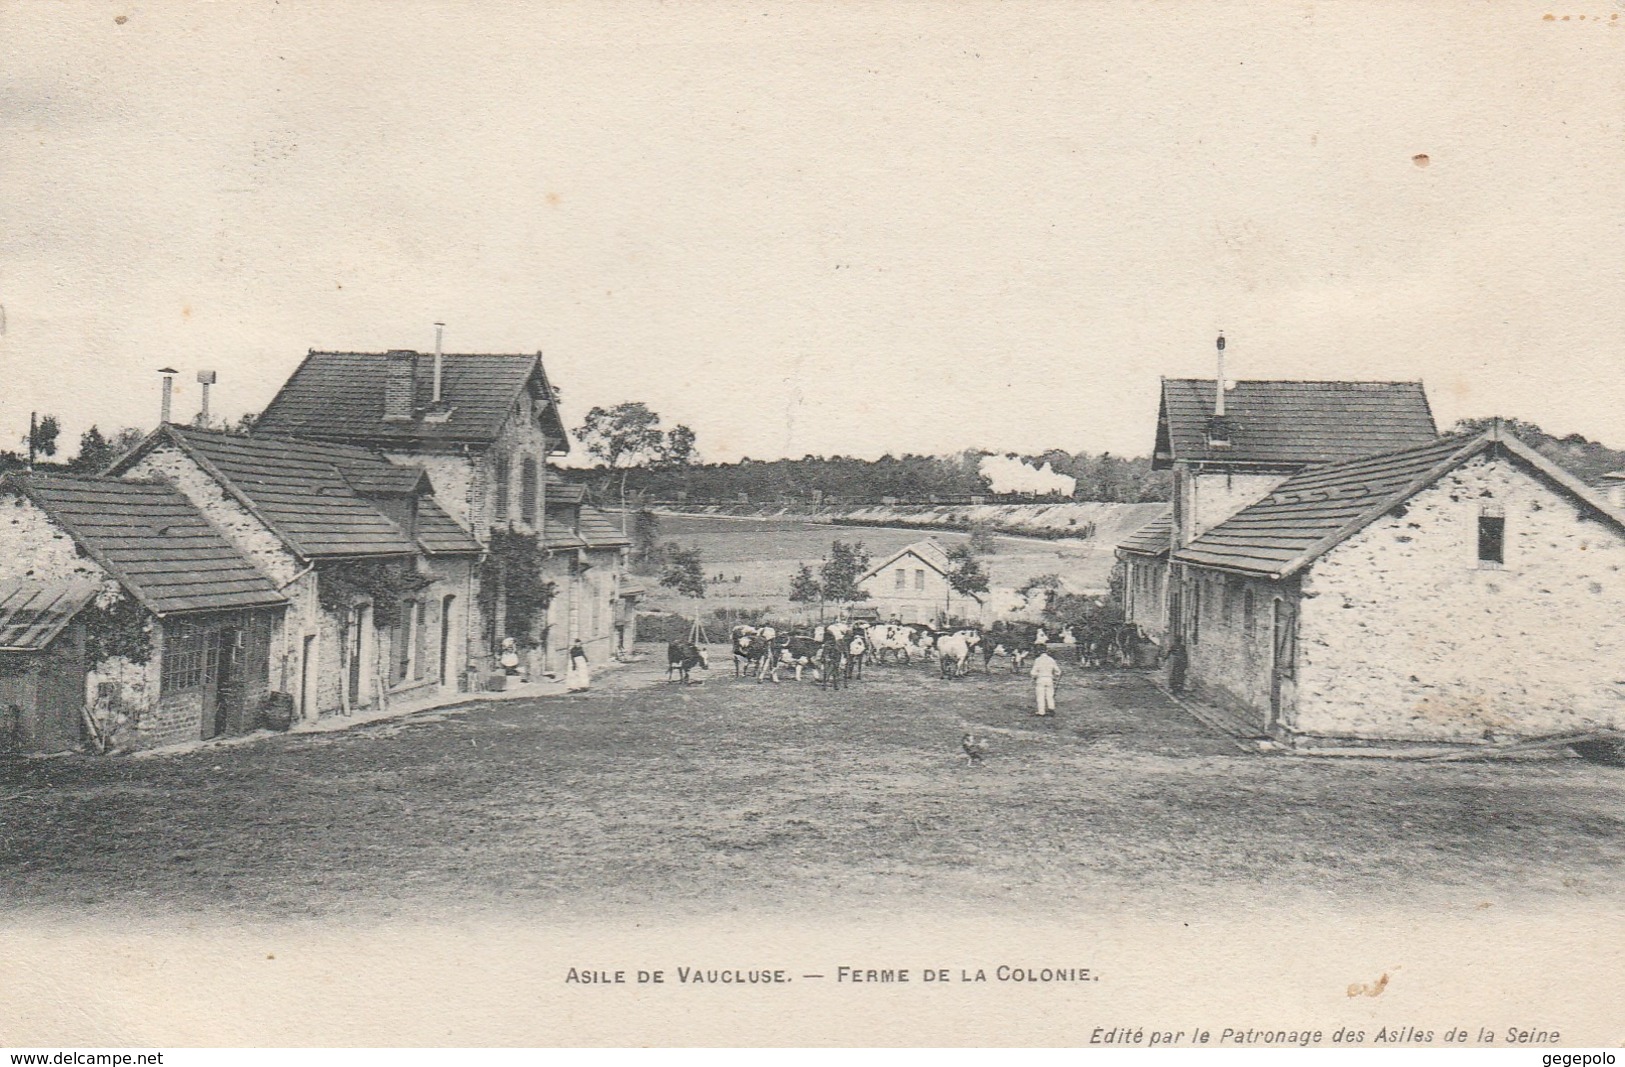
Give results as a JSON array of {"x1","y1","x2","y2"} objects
[
  {"x1": 5, "y1": 475, "x2": 288, "y2": 616},
  {"x1": 1174, "y1": 427, "x2": 1625, "y2": 579},
  {"x1": 338, "y1": 463, "x2": 429, "y2": 497},
  {"x1": 546, "y1": 479, "x2": 587, "y2": 506},
  {"x1": 255, "y1": 351, "x2": 568, "y2": 449},
  {"x1": 540, "y1": 515, "x2": 587, "y2": 550},
  {"x1": 1155, "y1": 379, "x2": 1437, "y2": 468},
  {"x1": 112, "y1": 426, "x2": 418, "y2": 560},
  {"x1": 0, "y1": 578, "x2": 99, "y2": 651},
  {"x1": 860, "y1": 538, "x2": 952, "y2": 582},
  {"x1": 1117, "y1": 509, "x2": 1173, "y2": 558},
  {"x1": 416, "y1": 497, "x2": 482, "y2": 556},
  {"x1": 578, "y1": 505, "x2": 630, "y2": 548}
]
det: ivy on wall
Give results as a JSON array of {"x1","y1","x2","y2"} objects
[
  {"x1": 479, "y1": 530, "x2": 557, "y2": 638},
  {"x1": 80, "y1": 593, "x2": 152, "y2": 665},
  {"x1": 317, "y1": 559, "x2": 434, "y2": 621}
]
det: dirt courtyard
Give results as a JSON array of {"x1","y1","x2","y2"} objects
[{"x1": 2, "y1": 654, "x2": 1622, "y2": 924}]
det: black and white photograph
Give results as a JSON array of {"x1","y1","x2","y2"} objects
[{"x1": 0, "y1": 1, "x2": 1621, "y2": 1050}]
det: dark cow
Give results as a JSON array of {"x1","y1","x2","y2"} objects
[
  {"x1": 819, "y1": 633, "x2": 848, "y2": 690},
  {"x1": 845, "y1": 630, "x2": 868, "y2": 681},
  {"x1": 666, "y1": 640, "x2": 709, "y2": 683}
]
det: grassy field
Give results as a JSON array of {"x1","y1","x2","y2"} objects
[{"x1": 643, "y1": 512, "x2": 1119, "y2": 620}]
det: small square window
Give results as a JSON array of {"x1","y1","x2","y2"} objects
[{"x1": 1478, "y1": 515, "x2": 1505, "y2": 565}]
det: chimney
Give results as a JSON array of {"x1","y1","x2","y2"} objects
[
  {"x1": 1207, "y1": 333, "x2": 1232, "y2": 449},
  {"x1": 196, "y1": 369, "x2": 217, "y2": 428},
  {"x1": 158, "y1": 367, "x2": 178, "y2": 425},
  {"x1": 383, "y1": 350, "x2": 417, "y2": 422},
  {"x1": 432, "y1": 322, "x2": 446, "y2": 405}
]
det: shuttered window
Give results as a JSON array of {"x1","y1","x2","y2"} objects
[
  {"x1": 521, "y1": 459, "x2": 539, "y2": 524},
  {"x1": 493, "y1": 458, "x2": 511, "y2": 522},
  {"x1": 1478, "y1": 515, "x2": 1505, "y2": 565}
]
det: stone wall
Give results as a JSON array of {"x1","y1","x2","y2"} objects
[
  {"x1": 1182, "y1": 568, "x2": 1296, "y2": 730},
  {"x1": 0, "y1": 491, "x2": 115, "y2": 584},
  {"x1": 1179, "y1": 470, "x2": 1292, "y2": 547},
  {"x1": 1122, "y1": 556, "x2": 1168, "y2": 639},
  {"x1": 1295, "y1": 453, "x2": 1625, "y2": 742}
]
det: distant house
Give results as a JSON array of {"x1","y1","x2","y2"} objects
[
  {"x1": 856, "y1": 539, "x2": 984, "y2": 625},
  {"x1": 110, "y1": 425, "x2": 480, "y2": 720},
  {"x1": 0, "y1": 474, "x2": 287, "y2": 752},
  {"x1": 1172, "y1": 424, "x2": 1625, "y2": 744},
  {"x1": 254, "y1": 349, "x2": 631, "y2": 673}
]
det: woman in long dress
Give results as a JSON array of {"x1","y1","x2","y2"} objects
[{"x1": 566, "y1": 639, "x2": 591, "y2": 692}]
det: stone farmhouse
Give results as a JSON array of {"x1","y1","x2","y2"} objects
[
  {"x1": 857, "y1": 538, "x2": 986, "y2": 625},
  {"x1": 1117, "y1": 374, "x2": 1438, "y2": 644},
  {"x1": 253, "y1": 349, "x2": 633, "y2": 673},
  {"x1": 0, "y1": 473, "x2": 288, "y2": 752},
  {"x1": 110, "y1": 425, "x2": 482, "y2": 722},
  {"x1": 1173, "y1": 424, "x2": 1625, "y2": 744},
  {"x1": 1116, "y1": 346, "x2": 1625, "y2": 746}
]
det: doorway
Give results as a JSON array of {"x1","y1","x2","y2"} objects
[
  {"x1": 1269, "y1": 599, "x2": 1297, "y2": 731},
  {"x1": 439, "y1": 594, "x2": 455, "y2": 685},
  {"x1": 299, "y1": 633, "x2": 318, "y2": 720}
]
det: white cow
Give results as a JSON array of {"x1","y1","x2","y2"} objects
[
  {"x1": 936, "y1": 631, "x2": 980, "y2": 678},
  {"x1": 867, "y1": 623, "x2": 922, "y2": 664}
]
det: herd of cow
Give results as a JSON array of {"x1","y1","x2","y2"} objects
[{"x1": 664, "y1": 619, "x2": 1159, "y2": 688}]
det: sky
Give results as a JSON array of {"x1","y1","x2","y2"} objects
[{"x1": 2, "y1": 2, "x2": 1623, "y2": 464}]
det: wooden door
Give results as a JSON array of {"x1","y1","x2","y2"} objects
[{"x1": 1270, "y1": 599, "x2": 1297, "y2": 730}]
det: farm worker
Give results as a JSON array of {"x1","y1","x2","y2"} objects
[
  {"x1": 1030, "y1": 643, "x2": 1061, "y2": 717},
  {"x1": 566, "y1": 639, "x2": 591, "y2": 693}
]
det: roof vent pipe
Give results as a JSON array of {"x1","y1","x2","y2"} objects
[
  {"x1": 197, "y1": 369, "x2": 217, "y2": 428},
  {"x1": 1207, "y1": 333, "x2": 1232, "y2": 449},
  {"x1": 433, "y1": 322, "x2": 445, "y2": 405},
  {"x1": 158, "y1": 367, "x2": 178, "y2": 425}
]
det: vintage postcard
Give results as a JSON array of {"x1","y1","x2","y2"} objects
[{"x1": 1, "y1": 0, "x2": 1621, "y2": 1050}]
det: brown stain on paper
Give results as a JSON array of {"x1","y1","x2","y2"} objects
[{"x1": 1348, "y1": 972, "x2": 1391, "y2": 998}]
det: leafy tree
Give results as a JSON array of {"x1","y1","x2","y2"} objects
[
  {"x1": 944, "y1": 543, "x2": 990, "y2": 600},
  {"x1": 818, "y1": 540, "x2": 871, "y2": 607},
  {"x1": 22, "y1": 414, "x2": 60, "y2": 459},
  {"x1": 787, "y1": 563, "x2": 822, "y2": 607},
  {"x1": 967, "y1": 525, "x2": 998, "y2": 555},
  {"x1": 227, "y1": 412, "x2": 259, "y2": 436},
  {"x1": 577, "y1": 402, "x2": 668, "y2": 468},
  {"x1": 659, "y1": 542, "x2": 707, "y2": 598},
  {"x1": 661, "y1": 424, "x2": 698, "y2": 467},
  {"x1": 632, "y1": 508, "x2": 662, "y2": 565},
  {"x1": 71, "y1": 426, "x2": 112, "y2": 472},
  {"x1": 1017, "y1": 573, "x2": 1063, "y2": 615}
]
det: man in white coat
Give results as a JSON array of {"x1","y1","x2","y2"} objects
[{"x1": 1030, "y1": 642, "x2": 1061, "y2": 717}]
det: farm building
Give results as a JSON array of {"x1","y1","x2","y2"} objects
[
  {"x1": 110, "y1": 425, "x2": 481, "y2": 720},
  {"x1": 0, "y1": 474, "x2": 288, "y2": 752},
  {"x1": 1117, "y1": 509, "x2": 1172, "y2": 638},
  {"x1": 253, "y1": 348, "x2": 632, "y2": 674},
  {"x1": 1170, "y1": 423, "x2": 1625, "y2": 744},
  {"x1": 856, "y1": 539, "x2": 986, "y2": 625},
  {"x1": 1118, "y1": 372, "x2": 1439, "y2": 644}
]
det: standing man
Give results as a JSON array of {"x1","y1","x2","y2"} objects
[{"x1": 1030, "y1": 641, "x2": 1061, "y2": 717}]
